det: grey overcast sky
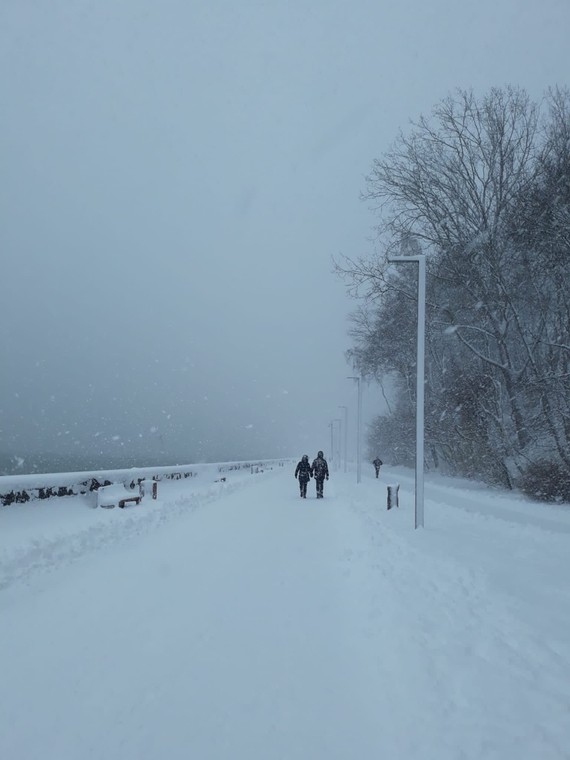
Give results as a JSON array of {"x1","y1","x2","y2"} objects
[{"x1": 1, "y1": 0, "x2": 569, "y2": 469}]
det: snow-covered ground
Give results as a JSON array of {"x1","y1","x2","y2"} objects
[{"x1": 1, "y1": 464, "x2": 569, "y2": 759}]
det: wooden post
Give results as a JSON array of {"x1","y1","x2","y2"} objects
[{"x1": 387, "y1": 484, "x2": 400, "y2": 510}]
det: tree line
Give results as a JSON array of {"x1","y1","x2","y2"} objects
[{"x1": 339, "y1": 86, "x2": 570, "y2": 502}]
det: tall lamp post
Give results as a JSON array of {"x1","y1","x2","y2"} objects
[
  {"x1": 387, "y1": 252, "x2": 426, "y2": 529},
  {"x1": 332, "y1": 418, "x2": 342, "y2": 470},
  {"x1": 338, "y1": 405, "x2": 348, "y2": 473},
  {"x1": 328, "y1": 421, "x2": 334, "y2": 466},
  {"x1": 347, "y1": 376, "x2": 362, "y2": 483}
]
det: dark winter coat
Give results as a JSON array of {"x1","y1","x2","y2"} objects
[
  {"x1": 373, "y1": 458, "x2": 383, "y2": 469},
  {"x1": 311, "y1": 456, "x2": 329, "y2": 480},
  {"x1": 295, "y1": 460, "x2": 312, "y2": 481}
]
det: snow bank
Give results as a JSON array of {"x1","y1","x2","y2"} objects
[
  {"x1": 0, "y1": 463, "x2": 283, "y2": 591},
  {"x1": 0, "y1": 458, "x2": 292, "y2": 505}
]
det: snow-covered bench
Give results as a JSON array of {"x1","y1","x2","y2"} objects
[{"x1": 97, "y1": 483, "x2": 142, "y2": 509}]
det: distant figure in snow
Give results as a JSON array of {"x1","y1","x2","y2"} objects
[
  {"x1": 294, "y1": 454, "x2": 312, "y2": 498},
  {"x1": 372, "y1": 457, "x2": 383, "y2": 478},
  {"x1": 311, "y1": 451, "x2": 329, "y2": 498}
]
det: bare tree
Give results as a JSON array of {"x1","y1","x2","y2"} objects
[{"x1": 343, "y1": 87, "x2": 570, "y2": 493}]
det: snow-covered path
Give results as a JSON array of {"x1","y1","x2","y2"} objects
[{"x1": 1, "y1": 467, "x2": 569, "y2": 759}]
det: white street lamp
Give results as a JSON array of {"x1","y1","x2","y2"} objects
[
  {"x1": 387, "y1": 253, "x2": 426, "y2": 529},
  {"x1": 347, "y1": 376, "x2": 362, "y2": 483},
  {"x1": 332, "y1": 418, "x2": 342, "y2": 470},
  {"x1": 338, "y1": 405, "x2": 348, "y2": 473}
]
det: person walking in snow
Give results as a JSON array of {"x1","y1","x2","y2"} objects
[
  {"x1": 294, "y1": 454, "x2": 312, "y2": 498},
  {"x1": 372, "y1": 457, "x2": 383, "y2": 478},
  {"x1": 311, "y1": 450, "x2": 329, "y2": 498}
]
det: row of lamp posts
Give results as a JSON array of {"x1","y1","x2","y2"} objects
[
  {"x1": 330, "y1": 253, "x2": 426, "y2": 530},
  {"x1": 329, "y1": 377, "x2": 361, "y2": 479}
]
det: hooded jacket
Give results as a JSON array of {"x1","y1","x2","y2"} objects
[
  {"x1": 295, "y1": 458, "x2": 312, "y2": 481},
  {"x1": 311, "y1": 455, "x2": 329, "y2": 479}
]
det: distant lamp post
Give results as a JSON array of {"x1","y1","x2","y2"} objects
[
  {"x1": 347, "y1": 375, "x2": 362, "y2": 483},
  {"x1": 332, "y1": 418, "x2": 342, "y2": 470},
  {"x1": 338, "y1": 405, "x2": 348, "y2": 473},
  {"x1": 387, "y1": 252, "x2": 426, "y2": 529}
]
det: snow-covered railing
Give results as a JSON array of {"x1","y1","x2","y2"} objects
[{"x1": 0, "y1": 458, "x2": 293, "y2": 507}]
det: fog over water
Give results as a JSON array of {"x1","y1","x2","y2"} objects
[{"x1": 1, "y1": 0, "x2": 568, "y2": 471}]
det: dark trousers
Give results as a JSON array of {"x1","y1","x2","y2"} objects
[
  {"x1": 375, "y1": 468, "x2": 380, "y2": 478},
  {"x1": 299, "y1": 478, "x2": 309, "y2": 497},
  {"x1": 315, "y1": 477, "x2": 325, "y2": 498}
]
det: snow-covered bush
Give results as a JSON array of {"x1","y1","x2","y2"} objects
[{"x1": 518, "y1": 460, "x2": 570, "y2": 504}]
